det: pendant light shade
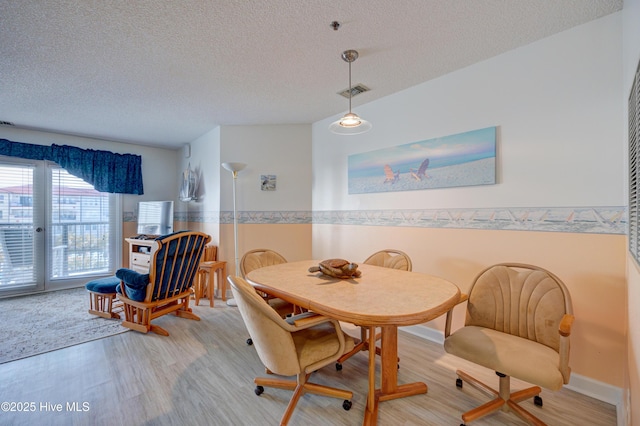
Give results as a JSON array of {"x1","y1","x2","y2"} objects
[{"x1": 330, "y1": 50, "x2": 372, "y2": 135}]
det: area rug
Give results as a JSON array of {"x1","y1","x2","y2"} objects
[{"x1": 0, "y1": 287, "x2": 128, "y2": 364}]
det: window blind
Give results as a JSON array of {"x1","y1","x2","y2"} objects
[
  {"x1": 629, "y1": 59, "x2": 640, "y2": 264},
  {"x1": 0, "y1": 163, "x2": 38, "y2": 287}
]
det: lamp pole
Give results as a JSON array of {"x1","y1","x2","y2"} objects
[{"x1": 222, "y1": 162, "x2": 246, "y2": 306}]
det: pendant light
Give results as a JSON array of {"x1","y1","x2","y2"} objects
[{"x1": 329, "y1": 49, "x2": 372, "y2": 135}]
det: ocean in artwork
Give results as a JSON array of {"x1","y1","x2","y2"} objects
[{"x1": 348, "y1": 127, "x2": 496, "y2": 194}]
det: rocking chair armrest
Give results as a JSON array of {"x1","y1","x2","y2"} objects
[
  {"x1": 115, "y1": 268, "x2": 150, "y2": 289},
  {"x1": 115, "y1": 268, "x2": 150, "y2": 302}
]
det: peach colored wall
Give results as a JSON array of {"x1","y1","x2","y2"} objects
[
  {"x1": 218, "y1": 223, "x2": 312, "y2": 294},
  {"x1": 312, "y1": 224, "x2": 627, "y2": 388}
]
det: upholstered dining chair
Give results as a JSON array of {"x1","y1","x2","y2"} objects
[
  {"x1": 240, "y1": 248, "x2": 296, "y2": 345},
  {"x1": 228, "y1": 275, "x2": 355, "y2": 426},
  {"x1": 443, "y1": 263, "x2": 574, "y2": 426},
  {"x1": 335, "y1": 249, "x2": 412, "y2": 370},
  {"x1": 115, "y1": 231, "x2": 211, "y2": 336},
  {"x1": 362, "y1": 248, "x2": 413, "y2": 271}
]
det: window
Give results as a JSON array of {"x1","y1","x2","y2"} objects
[
  {"x1": 629, "y1": 59, "x2": 640, "y2": 264},
  {"x1": 49, "y1": 167, "x2": 114, "y2": 279}
]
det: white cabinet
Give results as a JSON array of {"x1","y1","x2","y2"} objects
[{"x1": 125, "y1": 238, "x2": 155, "y2": 273}]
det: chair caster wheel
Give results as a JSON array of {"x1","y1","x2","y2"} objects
[
  {"x1": 335, "y1": 362, "x2": 342, "y2": 371},
  {"x1": 255, "y1": 386, "x2": 264, "y2": 396},
  {"x1": 246, "y1": 338, "x2": 253, "y2": 345},
  {"x1": 534, "y1": 395, "x2": 543, "y2": 406},
  {"x1": 456, "y1": 378, "x2": 463, "y2": 388},
  {"x1": 342, "y1": 400, "x2": 352, "y2": 411}
]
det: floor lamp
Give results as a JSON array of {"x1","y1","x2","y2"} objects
[{"x1": 222, "y1": 162, "x2": 246, "y2": 307}]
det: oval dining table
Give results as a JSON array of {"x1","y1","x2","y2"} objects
[{"x1": 246, "y1": 260, "x2": 461, "y2": 425}]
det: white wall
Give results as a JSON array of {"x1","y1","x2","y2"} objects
[
  {"x1": 312, "y1": 13, "x2": 624, "y2": 211},
  {"x1": 219, "y1": 124, "x2": 312, "y2": 212},
  {"x1": 178, "y1": 126, "x2": 221, "y2": 218}
]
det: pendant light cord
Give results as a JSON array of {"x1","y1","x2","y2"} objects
[{"x1": 348, "y1": 59, "x2": 353, "y2": 113}]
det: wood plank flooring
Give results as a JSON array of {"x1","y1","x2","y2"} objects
[{"x1": 0, "y1": 301, "x2": 617, "y2": 425}]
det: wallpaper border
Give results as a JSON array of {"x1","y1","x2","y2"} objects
[{"x1": 152, "y1": 206, "x2": 628, "y2": 235}]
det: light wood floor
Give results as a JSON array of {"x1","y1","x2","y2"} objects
[{"x1": 0, "y1": 300, "x2": 617, "y2": 426}]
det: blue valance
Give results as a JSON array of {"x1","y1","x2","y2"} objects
[{"x1": 0, "y1": 139, "x2": 144, "y2": 195}]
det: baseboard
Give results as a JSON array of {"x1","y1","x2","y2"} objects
[{"x1": 401, "y1": 324, "x2": 626, "y2": 426}]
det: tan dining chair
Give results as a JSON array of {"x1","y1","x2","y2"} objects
[
  {"x1": 335, "y1": 249, "x2": 412, "y2": 370},
  {"x1": 444, "y1": 263, "x2": 574, "y2": 425},
  {"x1": 240, "y1": 249, "x2": 297, "y2": 345},
  {"x1": 228, "y1": 275, "x2": 355, "y2": 425}
]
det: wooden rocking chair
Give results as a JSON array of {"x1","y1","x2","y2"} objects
[{"x1": 116, "y1": 231, "x2": 211, "y2": 336}]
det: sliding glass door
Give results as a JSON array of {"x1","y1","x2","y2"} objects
[
  {"x1": 0, "y1": 158, "x2": 44, "y2": 294},
  {"x1": 0, "y1": 156, "x2": 121, "y2": 297}
]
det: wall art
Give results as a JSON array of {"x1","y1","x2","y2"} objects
[
  {"x1": 348, "y1": 126, "x2": 496, "y2": 194},
  {"x1": 261, "y1": 174, "x2": 276, "y2": 191}
]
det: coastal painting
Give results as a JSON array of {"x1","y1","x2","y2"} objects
[{"x1": 348, "y1": 127, "x2": 496, "y2": 194}]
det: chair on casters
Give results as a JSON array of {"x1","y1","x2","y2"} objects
[
  {"x1": 115, "y1": 231, "x2": 211, "y2": 336},
  {"x1": 240, "y1": 248, "x2": 296, "y2": 345},
  {"x1": 443, "y1": 263, "x2": 574, "y2": 426},
  {"x1": 228, "y1": 275, "x2": 355, "y2": 426},
  {"x1": 335, "y1": 249, "x2": 412, "y2": 370}
]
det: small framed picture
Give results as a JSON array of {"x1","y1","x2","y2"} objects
[{"x1": 261, "y1": 175, "x2": 276, "y2": 191}]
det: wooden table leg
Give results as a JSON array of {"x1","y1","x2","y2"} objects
[
  {"x1": 363, "y1": 326, "x2": 378, "y2": 425},
  {"x1": 379, "y1": 325, "x2": 428, "y2": 401},
  {"x1": 363, "y1": 325, "x2": 428, "y2": 425}
]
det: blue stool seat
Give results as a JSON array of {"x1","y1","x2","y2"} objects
[
  {"x1": 86, "y1": 276, "x2": 122, "y2": 320},
  {"x1": 85, "y1": 276, "x2": 120, "y2": 293}
]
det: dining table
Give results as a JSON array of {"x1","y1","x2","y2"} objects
[{"x1": 246, "y1": 260, "x2": 461, "y2": 425}]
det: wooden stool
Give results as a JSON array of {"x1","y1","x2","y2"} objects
[
  {"x1": 194, "y1": 260, "x2": 227, "y2": 307},
  {"x1": 85, "y1": 276, "x2": 122, "y2": 319}
]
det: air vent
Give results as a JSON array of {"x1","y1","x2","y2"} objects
[
  {"x1": 0, "y1": 120, "x2": 15, "y2": 126},
  {"x1": 338, "y1": 84, "x2": 370, "y2": 98}
]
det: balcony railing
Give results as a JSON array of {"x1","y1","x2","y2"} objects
[{"x1": 0, "y1": 222, "x2": 110, "y2": 286}]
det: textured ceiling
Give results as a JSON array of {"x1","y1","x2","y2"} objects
[{"x1": 0, "y1": 0, "x2": 623, "y2": 149}]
